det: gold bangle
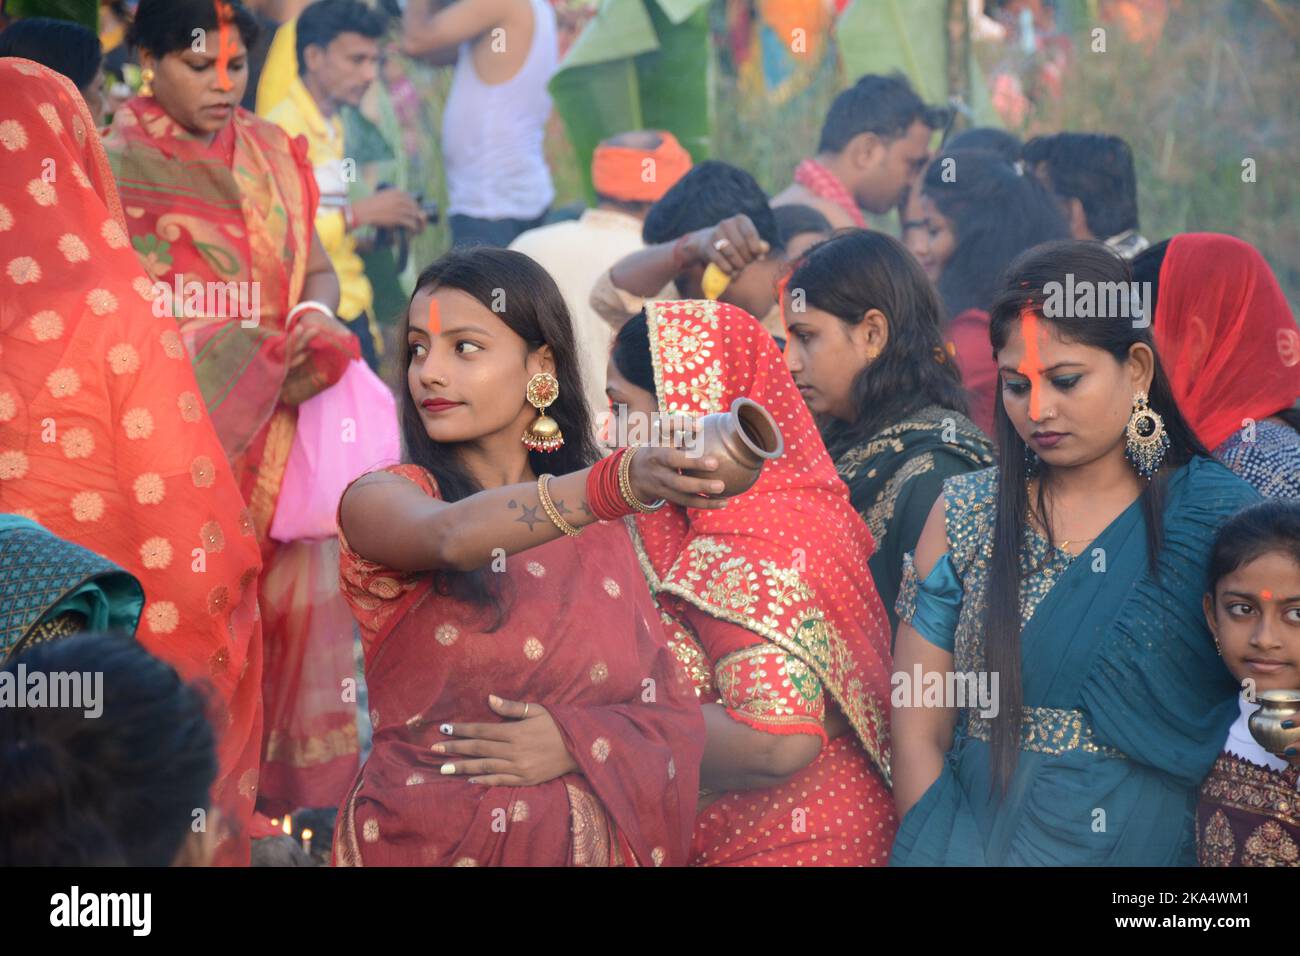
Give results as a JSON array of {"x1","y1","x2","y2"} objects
[
  {"x1": 618, "y1": 446, "x2": 665, "y2": 514},
  {"x1": 537, "y1": 474, "x2": 581, "y2": 537}
]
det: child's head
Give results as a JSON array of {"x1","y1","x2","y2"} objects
[
  {"x1": 0, "y1": 633, "x2": 218, "y2": 866},
  {"x1": 1204, "y1": 500, "x2": 1300, "y2": 694}
]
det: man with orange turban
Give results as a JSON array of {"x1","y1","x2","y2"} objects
[{"x1": 510, "y1": 129, "x2": 692, "y2": 417}]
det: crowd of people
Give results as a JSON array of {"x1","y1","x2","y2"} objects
[{"x1": 0, "y1": 0, "x2": 1298, "y2": 870}]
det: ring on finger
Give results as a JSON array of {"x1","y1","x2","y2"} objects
[
  {"x1": 522, "y1": 702, "x2": 530, "y2": 718},
  {"x1": 713, "y1": 237, "x2": 731, "y2": 251}
]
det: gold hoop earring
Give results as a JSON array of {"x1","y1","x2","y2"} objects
[
  {"x1": 139, "y1": 67, "x2": 155, "y2": 98},
  {"x1": 521, "y1": 372, "x2": 563, "y2": 453},
  {"x1": 1124, "y1": 390, "x2": 1169, "y2": 480}
]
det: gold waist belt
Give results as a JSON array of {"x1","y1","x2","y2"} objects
[{"x1": 964, "y1": 706, "x2": 1126, "y2": 758}]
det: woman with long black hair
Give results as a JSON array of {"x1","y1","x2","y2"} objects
[
  {"x1": 333, "y1": 248, "x2": 714, "y2": 866},
  {"x1": 889, "y1": 241, "x2": 1259, "y2": 865},
  {"x1": 782, "y1": 230, "x2": 994, "y2": 637}
]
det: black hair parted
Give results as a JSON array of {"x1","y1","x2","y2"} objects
[
  {"x1": 296, "y1": 0, "x2": 390, "y2": 75},
  {"x1": 128, "y1": 0, "x2": 260, "y2": 57},
  {"x1": 1208, "y1": 499, "x2": 1300, "y2": 597},
  {"x1": 818, "y1": 72, "x2": 949, "y2": 154},
  {"x1": 1022, "y1": 132, "x2": 1141, "y2": 239},
  {"x1": 398, "y1": 248, "x2": 600, "y2": 624},
  {"x1": 641, "y1": 160, "x2": 779, "y2": 249},
  {"x1": 923, "y1": 148, "x2": 1070, "y2": 318},
  {"x1": 785, "y1": 229, "x2": 969, "y2": 439},
  {"x1": 0, "y1": 16, "x2": 103, "y2": 90},
  {"x1": 982, "y1": 239, "x2": 1211, "y2": 795},
  {"x1": 0, "y1": 633, "x2": 217, "y2": 866}
]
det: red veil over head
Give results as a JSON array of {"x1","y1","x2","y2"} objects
[
  {"x1": 631, "y1": 299, "x2": 894, "y2": 782},
  {"x1": 0, "y1": 60, "x2": 263, "y2": 865},
  {"x1": 1153, "y1": 233, "x2": 1300, "y2": 450}
]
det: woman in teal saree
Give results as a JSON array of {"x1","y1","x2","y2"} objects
[{"x1": 889, "y1": 241, "x2": 1260, "y2": 866}]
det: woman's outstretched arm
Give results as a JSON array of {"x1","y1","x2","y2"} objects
[{"x1": 340, "y1": 443, "x2": 729, "y2": 573}]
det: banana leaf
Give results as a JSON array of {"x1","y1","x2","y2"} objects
[
  {"x1": 4, "y1": 0, "x2": 98, "y2": 29},
  {"x1": 549, "y1": 0, "x2": 713, "y2": 203},
  {"x1": 836, "y1": 0, "x2": 997, "y2": 127}
]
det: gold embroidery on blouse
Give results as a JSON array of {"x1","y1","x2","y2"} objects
[
  {"x1": 714, "y1": 642, "x2": 825, "y2": 727},
  {"x1": 627, "y1": 520, "x2": 890, "y2": 787}
]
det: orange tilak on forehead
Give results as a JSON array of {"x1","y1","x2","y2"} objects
[
  {"x1": 214, "y1": 1, "x2": 238, "y2": 92},
  {"x1": 1016, "y1": 307, "x2": 1046, "y2": 420},
  {"x1": 1262, "y1": 589, "x2": 1274, "y2": 601},
  {"x1": 428, "y1": 297, "x2": 441, "y2": 335}
]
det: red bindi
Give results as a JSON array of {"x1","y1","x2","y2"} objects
[{"x1": 1262, "y1": 589, "x2": 1274, "y2": 601}]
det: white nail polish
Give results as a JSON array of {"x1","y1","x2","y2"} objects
[{"x1": 440, "y1": 763, "x2": 456, "y2": 775}]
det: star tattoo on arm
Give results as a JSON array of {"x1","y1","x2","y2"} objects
[{"x1": 513, "y1": 502, "x2": 542, "y2": 531}]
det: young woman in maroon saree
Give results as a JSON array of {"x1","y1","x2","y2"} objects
[
  {"x1": 333, "y1": 249, "x2": 718, "y2": 866},
  {"x1": 606, "y1": 300, "x2": 898, "y2": 865}
]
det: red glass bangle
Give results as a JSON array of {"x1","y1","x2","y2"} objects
[{"x1": 586, "y1": 447, "x2": 631, "y2": 521}]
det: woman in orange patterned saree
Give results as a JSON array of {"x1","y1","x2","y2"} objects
[
  {"x1": 606, "y1": 300, "x2": 898, "y2": 865},
  {"x1": 100, "y1": 0, "x2": 361, "y2": 817},
  {"x1": 0, "y1": 59, "x2": 262, "y2": 865}
]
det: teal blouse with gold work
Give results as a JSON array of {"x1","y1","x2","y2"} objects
[{"x1": 890, "y1": 456, "x2": 1260, "y2": 866}]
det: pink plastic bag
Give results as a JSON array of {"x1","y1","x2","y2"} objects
[{"x1": 269, "y1": 359, "x2": 401, "y2": 543}]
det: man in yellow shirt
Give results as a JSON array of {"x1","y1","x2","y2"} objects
[{"x1": 266, "y1": 0, "x2": 426, "y2": 367}]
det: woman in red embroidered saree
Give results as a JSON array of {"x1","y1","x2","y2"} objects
[
  {"x1": 606, "y1": 299, "x2": 898, "y2": 865},
  {"x1": 100, "y1": 0, "x2": 361, "y2": 817},
  {"x1": 0, "y1": 60, "x2": 262, "y2": 865}
]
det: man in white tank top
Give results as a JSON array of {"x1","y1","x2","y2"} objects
[{"x1": 403, "y1": 0, "x2": 558, "y2": 248}]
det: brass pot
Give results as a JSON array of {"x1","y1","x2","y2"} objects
[
  {"x1": 1247, "y1": 689, "x2": 1300, "y2": 758},
  {"x1": 682, "y1": 397, "x2": 784, "y2": 497}
]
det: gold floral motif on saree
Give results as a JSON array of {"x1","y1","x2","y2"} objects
[
  {"x1": 644, "y1": 299, "x2": 725, "y2": 415},
  {"x1": 863, "y1": 452, "x2": 935, "y2": 550},
  {"x1": 1198, "y1": 809, "x2": 1236, "y2": 867},
  {"x1": 1198, "y1": 752, "x2": 1300, "y2": 866},
  {"x1": 1243, "y1": 820, "x2": 1300, "y2": 866},
  {"x1": 566, "y1": 781, "x2": 613, "y2": 866},
  {"x1": 628, "y1": 522, "x2": 890, "y2": 785}
]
